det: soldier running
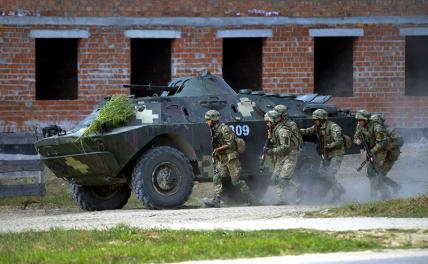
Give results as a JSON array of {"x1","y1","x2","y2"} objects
[
  {"x1": 203, "y1": 110, "x2": 253, "y2": 208},
  {"x1": 274, "y1": 104, "x2": 304, "y2": 149},
  {"x1": 354, "y1": 109, "x2": 391, "y2": 200},
  {"x1": 264, "y1": 110, "x2": 304, "y2": 205},
  {"x1": 369, "y1": 114, "x2": 402, "y2": 195},
  {"x1": 300, "y1": 109, "x2": 346, "y2": 203}
]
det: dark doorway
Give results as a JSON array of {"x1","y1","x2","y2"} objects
[
  {"x1": 131, "y1": 39, "x2": 172, "y2": 97},
  {"x1": 223, "y1": 38, "x2": 262, "y2": 92},
  {"x1": 36, "y1": 38, "x2": 78, "y2": 100},
  {"x1": 405, "y1": 36, "x2": 428, "y2": 96},
  {"x1": 314, "y1": 37, "x2": 354, "y2": 97}
]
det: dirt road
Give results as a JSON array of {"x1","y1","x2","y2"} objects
[{"x1": 1, "y1": 205, "x2": 428, "y2": 233}]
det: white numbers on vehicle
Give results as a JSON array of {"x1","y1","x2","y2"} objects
[{"x1": 229, "y1": 125, "x2": 250, "y2": 136}]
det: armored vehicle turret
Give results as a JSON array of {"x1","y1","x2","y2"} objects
[{"x1": 35, "y1": 72, "x2": 358, "y2": 210}]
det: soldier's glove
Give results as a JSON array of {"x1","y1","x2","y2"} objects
[{"x1": 325, "y1": 144, "x2": 333, "y2": 150}]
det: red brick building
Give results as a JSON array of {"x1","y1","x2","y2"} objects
[{"x1": 1, "y1": 0, "x2": 428, "y2": 134}]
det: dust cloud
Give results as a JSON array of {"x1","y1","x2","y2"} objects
[{"x1": 256, "y1": 139, "x2": 428, "y2": 206}]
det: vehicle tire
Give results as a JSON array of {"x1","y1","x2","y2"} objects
[
  {"x1": 70, "y1": 184, "x2": 131, "y2": 211},
  {"x1": 132, "y1": 146, "x2": 194, "y2": 209}
]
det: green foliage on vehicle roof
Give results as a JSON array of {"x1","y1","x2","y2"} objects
[{"x1": 81, "y1": 94, "x2": 135, "y2": 137}]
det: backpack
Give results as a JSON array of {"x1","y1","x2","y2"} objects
[
  {"x1": 343, "y1": 134, "x2": 352, "y2": 149},
  {"x1": 284, "y1": 120, "x2": 303, "y2": 149},
  {"x1": 235, "y1": 137, "x2": 246, "y2": 153},
  {"x1": 385, "y1": 126, "x2": 404, "y2": 149}
]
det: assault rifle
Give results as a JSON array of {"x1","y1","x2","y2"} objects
[
  {"x1": 316, "y1": 132, "x2": 326, "y2": 161},
  {"x1": 210, "y1": 127, "x2": 219, "y2": 175},
  {"x1": 123, "y1": 84, "x2": 179, "y2": 96},
  {"x1": 356, "y1": 133, "x2": 378, "y2": 173},
  {"x1": 260, "y1": 128, "x2": 272, "y2": 173}
]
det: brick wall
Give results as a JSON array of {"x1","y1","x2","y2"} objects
[
  {"x1": 330, "y1": 25, "x2": 428, "y2": 128},
  {"x1": 1, "y1": 0, "x2": 427, "y2": 17},
  {"x1": 1, "y1": 0, "x2": 428, "y2": 132},
  {"x1": 263, "y1": 26, "x2": 313, "y2": 94},
  {"x1": 172, "y1": 27, "x2": 222, "y2": 76}
]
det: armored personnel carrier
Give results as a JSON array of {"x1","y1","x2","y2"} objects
[{"x1": 35, "y1": 72, "x2": 358, "y2": 210}]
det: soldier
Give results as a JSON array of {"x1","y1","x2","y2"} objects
[
  {"x1": 300, "y1": 109, "x2": 346, "y2": 202},
  {"x1": 369, "y1": 114, "x2": 402, "y2": 195},
  {"x1": 354, "y1": 109, "x2": 391, "y2": 200},
  {"x1": 274, "y1": 104, "x2": 304, "y2": 149},
  {"x1": 203, "y1": 110, "x2": 253, "y2": 208},
  {"x1": 264, "y1": 110, "x2": 304, "y2": 205}
]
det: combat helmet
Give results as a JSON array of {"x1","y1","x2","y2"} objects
[
  {"x1": 264, "y1": 110, "x2": 281, "y2": 123},
  {"x1": 355, "y1": 109, "x2": 370, "y2": 121},
  {"x1": 273, "y1": 104, "x2": 288, "y2": 118},
  {"x1": 370, "y1": 113, "x2": 385, "y2": 124},
  {"x1": 312, "y1": 109, "x2": 328, "y2": 120},
  {"x1": 204, "y1": 110, "x2": 221, "y2": 121}
]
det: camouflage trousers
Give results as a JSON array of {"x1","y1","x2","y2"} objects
[
  {"x1": 366, "y1": 151, "x2": 391, "y2": 199},
  {"x1": 319, "y1": 156, "x2": 345, "y2": 199},
  {"x1": 272, "y1": 152, "x2": 302, "y2": 201},
  {"x1": 380, "y1": 148, "x2": 400, "y2": 174},
  {"x1": 213, "y1": 158, "x2": 249, "y2": 199},
  {"x1": 379, "y1": 148, "x2": 401, "y2": 194}
]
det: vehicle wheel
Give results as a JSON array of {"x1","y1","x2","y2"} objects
[
  {"x1": 70, "y1": 184, "x2": 131, "y2": 211},
  {"x1": 132, "y1": 146, "x2": 194, "y2": 209}
]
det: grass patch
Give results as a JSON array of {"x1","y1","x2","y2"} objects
[
  {"x1": 0, "y1": 226, "x2": 408, "y2": 264},
  {"x1": 307, "y1": 195, "x2": 428, "y2": 218}
]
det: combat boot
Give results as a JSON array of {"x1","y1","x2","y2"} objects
[
  {"x1": 329, "y1": 185, "x2": 345, "y2": 203},
  {"x1": 203, "y1": 197, "x2": 220, "y2": 208},
  {"x1": 245, "y1": 193, "x2": 257, "y2": 206},
  {"x1": 276, "y1": 191, "x2": 288, "y2": 205},
  {"x1": 391, "y1": 182, "x2": 402, "y2": 196},
  {"x1": 295, "y1": 187, "x2": 305, "y2": 205}
]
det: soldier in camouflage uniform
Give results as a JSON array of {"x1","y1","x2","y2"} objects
[
  {"x1": 369, "y1": 114, "x2": 402, "y2": 195},
  {"x1": 203, "y1": 110, "x2": 252, "y2": 208},
  {"x1": 300, "y1": 109, "x2": 346, "y2": 202},
  {"x1": 274, "y1": 104, "x2": 304, "y2": 149},
  {"x1": 354, "y1": 110, "x2": 391, "y2": 200},
  {"x1": 264, "y1": 110, "x2": 304, "y2": 205}
]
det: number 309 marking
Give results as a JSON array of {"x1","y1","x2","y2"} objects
[{"x1": 229, "y1": 125, "x2": 250, "y2": 136}]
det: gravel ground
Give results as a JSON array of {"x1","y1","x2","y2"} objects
[
  {"x1": 1, "y1": 205, "x2": 428, "y2": 233},
  {"x1": 0, "y1": 143, "x2": 427, "y2": 233}
]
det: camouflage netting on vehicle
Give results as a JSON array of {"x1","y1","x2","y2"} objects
[{"x1": 81, "y1": 94, "x2": 135, "y2": 137}]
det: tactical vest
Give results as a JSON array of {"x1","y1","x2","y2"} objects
[
  {"x1": 360, "y1": 122, "x2": 379, "y2": 149},
  {"x1": 271, "y1": 124, "x2": 299, "y2": 155},
  {"x1": 213, "y1": 123, "x2": 239, "y2": 161},
  {"x1": 283, "y1": 119, "x2": 303, "y2": 149},
  {"x1": 318, "y1": 121, "x2": 345, "y2": 157}
]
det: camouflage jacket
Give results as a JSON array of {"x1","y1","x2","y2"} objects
[
  {"x1": 300, "y1": 120, "x2": 345, "y2": 158},
  {"x1": 212, "y1": 123, "x2": 239, "y2": 162},
  {"x1": 353, "y1": 121, "x2": 388, "y2": 154},
  {"x1": 270, "y1": 124, "x2": 299, "y2": 157},
  {"x1": 281, "y1": 118, "x2": 303, "y2": 149}
]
